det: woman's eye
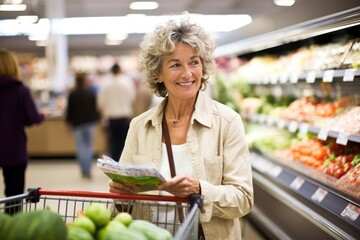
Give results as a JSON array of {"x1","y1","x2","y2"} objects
[
  {"x1": 170, "y1": 63, "x2": 180, "y2": 68},
  {"x1": 191, "y1": 60, "x2": 200, "y2": 65}
]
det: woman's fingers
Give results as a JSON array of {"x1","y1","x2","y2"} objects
[
  {"x1": 108, "y1": 180, "x2": 134, "y2": 193},
  {"x1": 158, "y1": 175, "x2": 200, "y2": 197}
]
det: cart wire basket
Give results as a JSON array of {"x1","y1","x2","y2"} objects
[{"x1": 0, "y1": 187, "x2": 203, "y2": 240}]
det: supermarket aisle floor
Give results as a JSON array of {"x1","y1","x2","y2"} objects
[{"x1": 0, "y1": 159, "x2": 265, "y2": 240}]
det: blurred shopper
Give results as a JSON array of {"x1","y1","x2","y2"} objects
[
  {"x1": 132, "y1": 76, "x2": 153, "y2": 118},
  {"x1": 0, "y1": 48, "x2": 45, "y2": 215},
  {"x1": 65, "y1": 72, "x2": 99, "y2": 178},
  {"x1": 97, "y1": 63, "x2": 136, "y2": 161}
]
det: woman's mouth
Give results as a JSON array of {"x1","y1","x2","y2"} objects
[{"x1": 177, "y1": 81, "x2": 195, "y2": 86}]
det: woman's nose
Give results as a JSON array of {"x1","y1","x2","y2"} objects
[{"x1": 181, "y1": 66, "x2": 191, "y2": 79}]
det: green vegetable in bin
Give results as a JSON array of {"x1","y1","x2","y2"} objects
[
  {"x1": 67, "y1": 226, "x2": 94, "y2": 240},
  {"x1": 2, "y1": 209, "x2": 67, "y2": 240},
  {"x1": 113, "y1": 212, "x2": 133, "y2": 226},
  {"x1": 351, "y1": 154, "x2": 360, "y2": 166},
  {"x1": 0, "y1": 212, "x2": 12, "y2": 237},
  {"x1": 129, "y1": 219, "x2": 173, "y2": 240},
  {"x1": 97, "y1": 220, "x2": 127, "y2": 240},
  {"x1": 72, "y1": 215, "x2": 96, "y2": 235},
  {"x1": 103, "y1": 227, "x2": 148, "y2": 240},
  {"x1": 84, "y1": 203, "x2": 111, "y2": 228}
]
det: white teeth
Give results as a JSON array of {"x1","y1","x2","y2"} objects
[{"x1": 178, "y1": 82, "x2": 193, "y2": 86}]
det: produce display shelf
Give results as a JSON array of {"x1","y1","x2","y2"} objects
[
  {"x1": 244, "y1": 113, "x2": 360, "y2": 145},
  {"x1": 250, "y1": 151, "x2": 360, "y2": 232},
  {"x1": 248, "y1": 68, "x2": 360, "y2": 85}
]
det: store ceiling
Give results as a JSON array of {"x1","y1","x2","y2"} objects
[
  {"x1": 0, "y1": 0, "x2": 279, "y2": 55},
  {"x1": 0, "y1": 0, "x2": 359, "y2": 56}
]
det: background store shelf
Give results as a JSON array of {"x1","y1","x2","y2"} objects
[
  {"x1": 248, "y1": 69, "x2": 360, "y2": 85},
  {"x1": 244, "y1": 113, "x2": 360, "y2": 145},
  {"x1": 250, "y1": 152, "x2": 360, "y2": 239}
]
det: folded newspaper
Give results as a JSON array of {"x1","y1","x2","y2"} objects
[{"x1": 97, "y1": 155, "x2": 166, "y2": 192}]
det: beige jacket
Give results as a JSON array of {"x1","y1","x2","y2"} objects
[{"x1": 120, "y1": 91, "x2": 254, "y2": 240}]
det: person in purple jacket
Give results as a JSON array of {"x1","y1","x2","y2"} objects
[{"x1": 0, "y1": 48, "x2": 45, "y2": 215}]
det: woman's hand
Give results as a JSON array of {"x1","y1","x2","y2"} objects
[
  {"x1": 158, "y1": 175, "x2": 201, "y2": 198},
  {"x1": 108, "y1": 180, "x2": 134, "y2": 194}
]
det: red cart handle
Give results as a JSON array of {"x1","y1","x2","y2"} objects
[{"x1": 36, "y1": 188, "x2": 190, "y2": 203}]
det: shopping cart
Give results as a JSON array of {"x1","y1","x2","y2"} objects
[{"x1": 0, "y1": 187, "x2": 203, "y2": 240}]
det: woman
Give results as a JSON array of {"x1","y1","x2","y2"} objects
[
  {"x1": 0, "y1": 48, "x2": 45, "y2": 215},
  {"x1": 108, "y1": 19, "x2": 253, "y2": 239},
  {"x1": 65, "y1": 72, "x2": 99, "y2": 178}
]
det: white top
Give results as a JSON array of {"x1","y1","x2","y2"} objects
[
  {"x1": 160, "y1": 143, "x2": 193, "y2": 180},
  {"x1": 154, "y1": 143, "x2": 192, "y2": 229}
]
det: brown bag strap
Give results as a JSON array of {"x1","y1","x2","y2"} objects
[
  {"x1": 162, "y1": 113, "x2": 176, "y2": 177},
  {"x1": 162, "y1": 110, "x2": 184, "y2": 223}
]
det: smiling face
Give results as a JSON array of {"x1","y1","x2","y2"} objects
[{"x1": 159, "y1": 42, "x2": 203, "y2": 102}]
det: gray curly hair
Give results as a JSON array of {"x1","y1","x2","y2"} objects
[{"x1": 139, "y1": 19, "x2": 217, "y2": 97}]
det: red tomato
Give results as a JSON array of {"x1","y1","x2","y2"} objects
[
  {"x1": 334, "y1": 168, "x2": 345, "y2": 179},
  {"x1": 343, "y1": 162, "x2": 353, "y2": 173},
  {"x1": 338, "y1": 155, "x2": 354, "y2": 165},
  {"x1": 323, "y1": 167, "x2": 333, "y2": 176}
]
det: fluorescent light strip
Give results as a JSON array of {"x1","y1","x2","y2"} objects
[
  {"x1": 274, "y1": 0, "x2": 296, "y2": 7},
  {"x1": 106, "y1": 32, "x2": 128, "y2": 40},
  {"x1": 105, "y1": 39, "x2": 123, "y2": 45},
  {"x1": 59, "y1": 15, "x2": 252, "y2": 35},
  {"x1": 0, "y1": 3, "x2": 27, "y2": 11},
  {"x1": 129, "y1": 1, "x2": 159, "y2": 10},
  {"x1": 17, "y1": 15, "x2": 39, "y2": 23},
  {"x1": 35, "y1": 40, "x2": 48, "y2": 47},
  {"x1": 28, "y1": 34, "x2": 48, "y2": 41}
]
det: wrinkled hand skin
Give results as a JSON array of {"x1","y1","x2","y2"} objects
[
  {"x1": 108, "y1": 180, "x2": 134, "y2": 193},
  {"x1": 158, "y1": 175, "x2": 200, "y2": 198}
]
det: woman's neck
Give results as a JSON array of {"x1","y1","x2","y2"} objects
[{"x1": 166, "y1": 98, "x2": 195, "y2": 128}]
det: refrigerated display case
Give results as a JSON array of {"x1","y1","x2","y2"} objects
[{"x1": 214, "y1": 7, "x2": 360, "y2": 240}]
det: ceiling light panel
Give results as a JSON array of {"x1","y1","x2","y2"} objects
[
  {"x1": 129, "y1": 1, "x2": 159, "y2": 10},
  {"x1": 274, "y1": 0, "x2": 296, "y2": 7},
  {"x1": 0, "y1": 3, "x2": 26, "y2": 11},
  {"x1": 0, "y1": 14, "x2": 252, "y2": 36},
  {"x1": 17, "y1": 15, "x2": 39, "y2": 23}
]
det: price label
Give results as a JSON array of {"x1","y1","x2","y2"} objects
[
  {"x1": 251, "y1": 114, "x2": 259, "y2": 122},
  {"x1": 299, "y1": 123, "x2": 309, "y2": 135},
  {"x1": 290, "y1": 73, "x2": 299, "y2": 83},
  {"x1": 290, "y1": 176, "x2": 305, "y2": 190},
  {"x1": 288, "y1": 121, "x2": 298, "y2": 132},
  {"x1": 311, "y1": 188, "x2": 328, "y2": 203},
  {"x1": 263, "y1": 76, "x2": 270, "y2": 84},
  {"x1": 255, "y1": 159, "x2": 273, "y2": 173},
  {"x1": 341, "y1": 203, "x2": 360, "y2": 222},
  {"x1": 266, "y1": 117, "x2": 275, "y2": 126},
  {"x1": 248, "y1": 78, "x2": 256, "y2": 84},
  {"x1": 336, "y1": 133, "x2": 349, "y2": 145},
  {"x1": 251, "y1": 154, "x2": 271, "y2": 173},
  {"x1": 306, "y1": 71, "x2": 317, "y2": 83},
  {"x1": 268, "y1": 165, "x2": 282, "y2": 178},
  {"x1": 323, "y1": 70, "x2": 335, "y2": 82},
  {"x1": 250, "y1": 153, "x2": 260, "y2": 165},
  {"x1": 343, "y1": 69, "x2": 356, "y2": 82},
  {"x1": 279, "y1": 73, "x2": 288, "y2": 83},
  {"x1": 270, "y1": 75, "x2": 278, "y2": 84},
  {"x1": 259, "y1": 115, "x2": 267, "y2": 124},
  {"x1": 277, "y1": 120, "x2": 286, "y2": 129},
  {"x1": 317, "y1": 129, "x2": 329, "y2": 141}
]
